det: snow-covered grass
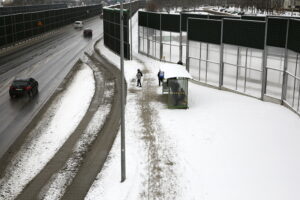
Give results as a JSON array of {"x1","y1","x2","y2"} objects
[
  {"x1": 40, "y1": 89, "x2": 113, "y2": 200},
  {"x1": 0, "y1": 8, "x2": 299, "y2": 200},
  {"x1": 163, "y1": 83, "x2": 300, "y2": 200},
  {"x1": 0, "y1": 64, "x2": 95, "y2": 200},
  {"x1": 86, "y1": 10, "x2": 300, "y2": 200}
]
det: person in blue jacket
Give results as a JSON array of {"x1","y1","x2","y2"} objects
[{"x1": 157, "y1": 69, "x2": 164, "y2": 86}]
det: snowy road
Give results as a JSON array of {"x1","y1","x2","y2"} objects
[
  {"x1": 0, "y1": 17, "x2": 102, "y2": 159},
  {"x1": 0, "y1": 48, "x2": 123, "y2": 199}
]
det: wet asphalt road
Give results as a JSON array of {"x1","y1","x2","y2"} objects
[{"x1": 0, "y1": 17, "x2": 103, "y2": 159}]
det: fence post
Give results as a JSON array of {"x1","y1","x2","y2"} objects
[
  {"x1": 297, "y1": 53, "x2": 300, "y2": 112},
  {"x1": 12, "y1": 15, "x2": 16, "y2": 44},
  {"x1": 30, "y1": 13, "x2": 33, "y2": 38},
  {"x1": 219, "y1": 19, "x2": 224, "y2": 89},
  {"x1": 244, "y1": 48, "x2": 248, "y2": 93},
  {"x1": 291, "y1": 53, "x2": 299, "y2": 106},
  {"x1": 160, "y1": 13, "x2": 163, "y2": 61},
  {"x1": 138, "y1": 26, "x2": 140, "y2": 53},
  {"x1": 43, "y1": 11, "x2": 46, "y2": 33},
  {"x1": 236, "y1": 47, "x2": 240, "y2": 90},
  {"x1": 179, "y1": 12, "x2": 182, "y2": 63},
  {"x1": 205, "y1": 43, "x2": 209, "y2": 83},
  {"x1": 261, "y1": 17, "x2": 268, "y2": 100},
  {"x1": 169, "y1": 31, "x2": 172, "y2": 62},
  {"x1": 281, "y1": 19, "x2": 290, "y2": 104},
  {"x1": 186, "y1": 18, "x2": 190, "y2": 72},
  {"x1": 199, "y1": 42, "x2": 202, "y2": 81},
  {"x1": 4, "y1": 17, "x2": 8, "y2": 46},
  {"x1": 147, "y1": 24, "x2": 150, "y2": 56}
]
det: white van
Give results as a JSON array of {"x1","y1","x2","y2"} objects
[{"x1": 74, "y1": 21, "x2": 83, "y2": 29}]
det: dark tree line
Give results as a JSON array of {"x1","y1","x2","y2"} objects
[{"x1": 146, "y1": 0, "x2": 286, "y2": 13}]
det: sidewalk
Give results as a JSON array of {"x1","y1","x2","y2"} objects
[{"x1": 130, "y1": 58, "x2": 178, "y2": 199}]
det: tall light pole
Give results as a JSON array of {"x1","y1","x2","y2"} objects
[
  {"x1": 120, "y1": 0, "x2": 126, "y2": 183},
  {"x1": 130, "y1": 0, "x2": 132, "y2": 60}
]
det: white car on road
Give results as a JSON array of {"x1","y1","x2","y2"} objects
[{"x1": 74, "y1": 21, "x2": 83, "y2": 29}]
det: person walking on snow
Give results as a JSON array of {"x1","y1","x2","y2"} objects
[
  {"x1": 157, "y1": 69, "x2": 164, "y2": 86},
  {"x1": 136, "y1": 69, "x2": 143, "y2": 87}
]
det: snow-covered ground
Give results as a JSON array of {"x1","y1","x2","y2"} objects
[
  {"x1": 0, "y1": 9, "x2": 299, "y2": 200},
  {"x1": 86, "y1": 11, "x2": 300, "y2": 200}
]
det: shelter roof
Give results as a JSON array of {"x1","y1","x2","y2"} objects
[{"x1": 160, "y1": 63, "x2": 192, "y2": 79}]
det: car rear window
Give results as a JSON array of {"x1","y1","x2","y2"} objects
[{"x1": 13, "y1": 81, "x2": 28, "y2": 87}]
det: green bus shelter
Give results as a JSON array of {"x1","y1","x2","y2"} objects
[{"x1": 160, "y1": 63, "x2": 192, "y2": 109}]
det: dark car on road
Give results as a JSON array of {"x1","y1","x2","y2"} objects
[
  {"x1": 83, "y1": 29, "x2": 93, "y2": 38},
  {"x1": 9, "y1": 78, "x2": 39, "y2": 98}
]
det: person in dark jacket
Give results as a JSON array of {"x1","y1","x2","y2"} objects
[
  {"x1": 136, "y1": 69, "x2": 143, "y2": 87},
  {"x1": 157, "y1": 69, "x2": 164, "y2": 86}
]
